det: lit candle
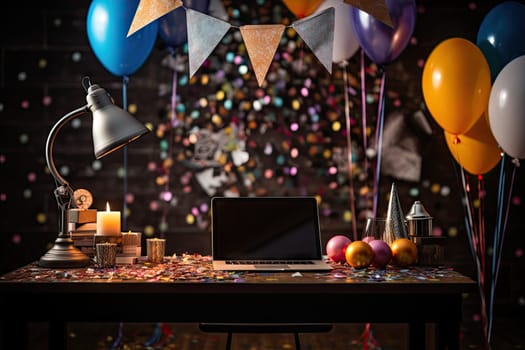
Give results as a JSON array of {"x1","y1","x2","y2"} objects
[{"x1": 96, "y1": 202, "x2": 121, "y2": 235}]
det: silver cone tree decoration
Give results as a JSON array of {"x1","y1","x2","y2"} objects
[{"x1": 383, "y1": 182, "x2": 408, "y2": 245}]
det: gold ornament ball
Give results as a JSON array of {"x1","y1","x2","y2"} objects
[
  {"x1": 345, "y1": 241, "x2": 374, "y2": 268},
  {"x1": 390, "y1": 238, "x2": 418, "y2": 266}
]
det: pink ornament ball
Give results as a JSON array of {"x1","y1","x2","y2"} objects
[
  {"x1": 362, "y1": 236, "x2": 375, "y2": 243},
  {"x1": 326, "y1": 235, "x2": 352, "y2": 263},
  {"x1": 368, "y1": 239, "x2": 392, "y2": 268}
]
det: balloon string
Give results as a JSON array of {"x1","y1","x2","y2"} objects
[
  {"x1": 462, "y1": 169, "x2": 489, "y2": 347},
  {"x1": 113, "y1": 76, "x2": 130, "y2": 345},
  {"x1": 160, "y1": 65, "x2": 178, "y2": 237},
  {"x1": 488, "y1": 155, "x2": 516, "y2": 344},
  {"x1": 341, "y1": 61, "x2": 358, "y2": 241},
  {"x1": 161, "y1": 322, "x2": 174, "y2": 338},
  {"x1": 109, "y1": 322, "x2": 124, "y2": 349},
  {"x1": 144, "y1": 323, "x2": 162, "y2": 347},
  {"x1": 372, "y1": 68, "x2": 386, "y2": 218},
  {"x1": 360, "y1": 322, "x2": 370, "y2": 350},
  {"x1": 358, "y1": 322, "x2": 380, "y2": 349},
  {"x1": 360, "y1": 49, "x2": 368, "y2": 173},
  {"x1": 122, "y1": 76, "x2": 129, "y2": 230},
  {"x1": 494, "y1": 157, "x2": 516, "y2": 285},
  {"x1": 459, "y1": 167, "x2": 487, "y2": 341},
  {"x1": 478, "y1": 176, "x2": 486, "y2": 287},
  {"x1": 487, "y1": 155, "x2": 505, "y2": 345},
  {"x1": 492, "y1": 154, "x2": 506, "y2": 286},
  {"x1": 478, "y1": 175, "x2": 489, "y2": 345}
]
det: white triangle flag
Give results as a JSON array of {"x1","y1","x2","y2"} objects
[
  {"x1": 187, "y1": 9, "x2": 231, "y2": 78},
  {"x1": 291, "y1": 7, "x2": 335, "y2": 74}
]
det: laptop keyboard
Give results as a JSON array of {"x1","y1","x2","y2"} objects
[{"x1": 225, "y1": 260, "x2": 314, "y2": 265}]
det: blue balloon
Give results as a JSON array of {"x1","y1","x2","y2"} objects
[
  {"x1": 87, "y1": 0, "x2": 159, "y2": 77},
  {"x1": 351, "y1": 0, "x2": 416, "y2": 66},
  {"x1": 158, "y1": 0, "x2": 210, "y2": 49},
  {"x1": 477, "y1": 1, "x2": 525, "y2": 81}
]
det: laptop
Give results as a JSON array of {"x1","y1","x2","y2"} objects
[{"x1": 211, "y1": 196, "x2": 333, "y2": 271}]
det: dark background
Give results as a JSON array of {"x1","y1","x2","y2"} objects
[{"x1": 0, "y1": 0, "x2": 524, "y2": 347}]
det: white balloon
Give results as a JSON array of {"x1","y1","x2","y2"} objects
[
  {"x1": 488, "y1": 55, "x2": 525, "y2": 159},
  {"x1": 314, "y1": 0, "x2": 360, "y2": 63}
]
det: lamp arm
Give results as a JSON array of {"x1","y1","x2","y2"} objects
[
  {"x1": 46, "y1": 105, "x2": 90, "y2": 187},
  {"x1": 45, "y1": 105, "x2": 89, "y2": 236}
]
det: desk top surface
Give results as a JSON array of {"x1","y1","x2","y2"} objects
[
  {"x1": 0, "y1": 254, "x2": 477, "y2": 324},
  {"x1": 0, "y1": 253, "x2": 476, "y2": 294}
]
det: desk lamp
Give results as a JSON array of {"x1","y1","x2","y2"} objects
[{"x1": 38, "y1": 77, "x2": 150, "y2": 268}]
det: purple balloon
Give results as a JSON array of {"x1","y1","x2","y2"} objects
[
  {"x1": 351, "y1": 0, "x2": 416, "y2": 65},
  {"x1": 368, "y1": 239, "x2": 392, "y2": 268}
]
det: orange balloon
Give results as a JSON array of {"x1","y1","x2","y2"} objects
[
  {"x1": 345, "y1": 241, "x2": 374, "y2": 268},
  {"x1": 422, "y1": 37, "x2": 491, "y2": 135},
  {"x1": 282, "y1": 0, "x2": 323, "y2": 18},
  {"x1": 444, "y1": 112, "x2": 502, "y2": 175},
  {"x1": 390, "y1": 238, "x2": 418, "y2": 267}
]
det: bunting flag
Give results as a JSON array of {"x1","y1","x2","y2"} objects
[
  {"x1": 149, "y1": 5, "x2": 336, "y2": 83},
  {"x1": 343, "y1": 0, "x2": 392, "y2": 27},
  {"x1": 291, "y1": 7, "x2": 335, "y2": 74},
  {"x1": 128, "y1": 0, "x2": 183, "y2": 37},
  {"x1": 240, "y1": 24, "x2": 285, "y2": 87},
  {"x1": 187, "y1": 8, "x2": 231, "y2": 78}
]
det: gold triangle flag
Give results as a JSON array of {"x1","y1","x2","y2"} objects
[
  {"x1": 240, "y1": 24, "x2": 285, "y2": 87},
  {"x1": 291, "y1": 7, "x2": 335, "y2": 74},
  {"x1": 187, "y1": 9, "x2": 231, "y2": 78},
  {"x1": 128, "y1": 0, "x2": 183, "y2": 37},
  {"x1": 343, "y1": 0, "x2": 393, "y2": 27}
]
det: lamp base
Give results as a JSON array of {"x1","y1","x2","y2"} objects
[{"x1": 38, "y1": 236, "x2": 91, "y2": 268}]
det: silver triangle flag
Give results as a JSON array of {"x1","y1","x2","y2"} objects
[
  {"x1": 187, "y1": 8, "x2": 231, "y2": 78},
  {"x1": 291, "y1": 7, "x2": 335, "y2": 74}
]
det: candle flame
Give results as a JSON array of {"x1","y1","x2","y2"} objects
[{"x1": 106, "y1": 202, "x2": 111, "y2": 212}]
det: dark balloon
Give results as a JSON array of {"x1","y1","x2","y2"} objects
[
  {"x1": 476, "y1": 1, "x2": 525, "y2": 81},
  {"x1": 158, "y1": 0, "x2": 211, "y2": 49},
  {"x1": 351, "y1": 0, "x2": 416, "y2": 66}
]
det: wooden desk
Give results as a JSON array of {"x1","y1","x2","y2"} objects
[{"x1": 0, "y1": 254, "x2": 476, "y2": 350}]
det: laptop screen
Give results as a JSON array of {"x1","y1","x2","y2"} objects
[{"x1": 211, "y1": 196, "x2": 323, "y2": 261}]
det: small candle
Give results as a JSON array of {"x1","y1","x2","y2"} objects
[
  {"x1": 95, "y1": 243, "x2": 117, "y2": 268},
  {"x1": 146, "y1": 238, "x2": 166, "y2": 263},
  {"x1": 96, "y1": 202, "x2": 121, "y2": 235},
  {"x1": 121, "y1": 231, "x2": 139, "y2": 255}
]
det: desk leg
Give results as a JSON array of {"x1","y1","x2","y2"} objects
[
  {"x1": 49, "y1": 321, "x2": 67, "y2": 350},
  {"x1": 408, "y1": 322, "x2": 426, "y2": 350},
  {"x1": 436, "y1": 321, "x2": 460, "y2": 350},
  {"x1": 1, "y1": 320, "x2": 27, "y2": 349}
]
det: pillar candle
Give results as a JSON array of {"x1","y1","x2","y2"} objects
[{"x1": 96, "y1": 202, "x2": 121, "y2": 235}]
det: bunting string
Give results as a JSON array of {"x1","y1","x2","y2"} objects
[{"x1": 341, "y1": 60, "x2": 358, "y2": 241}]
